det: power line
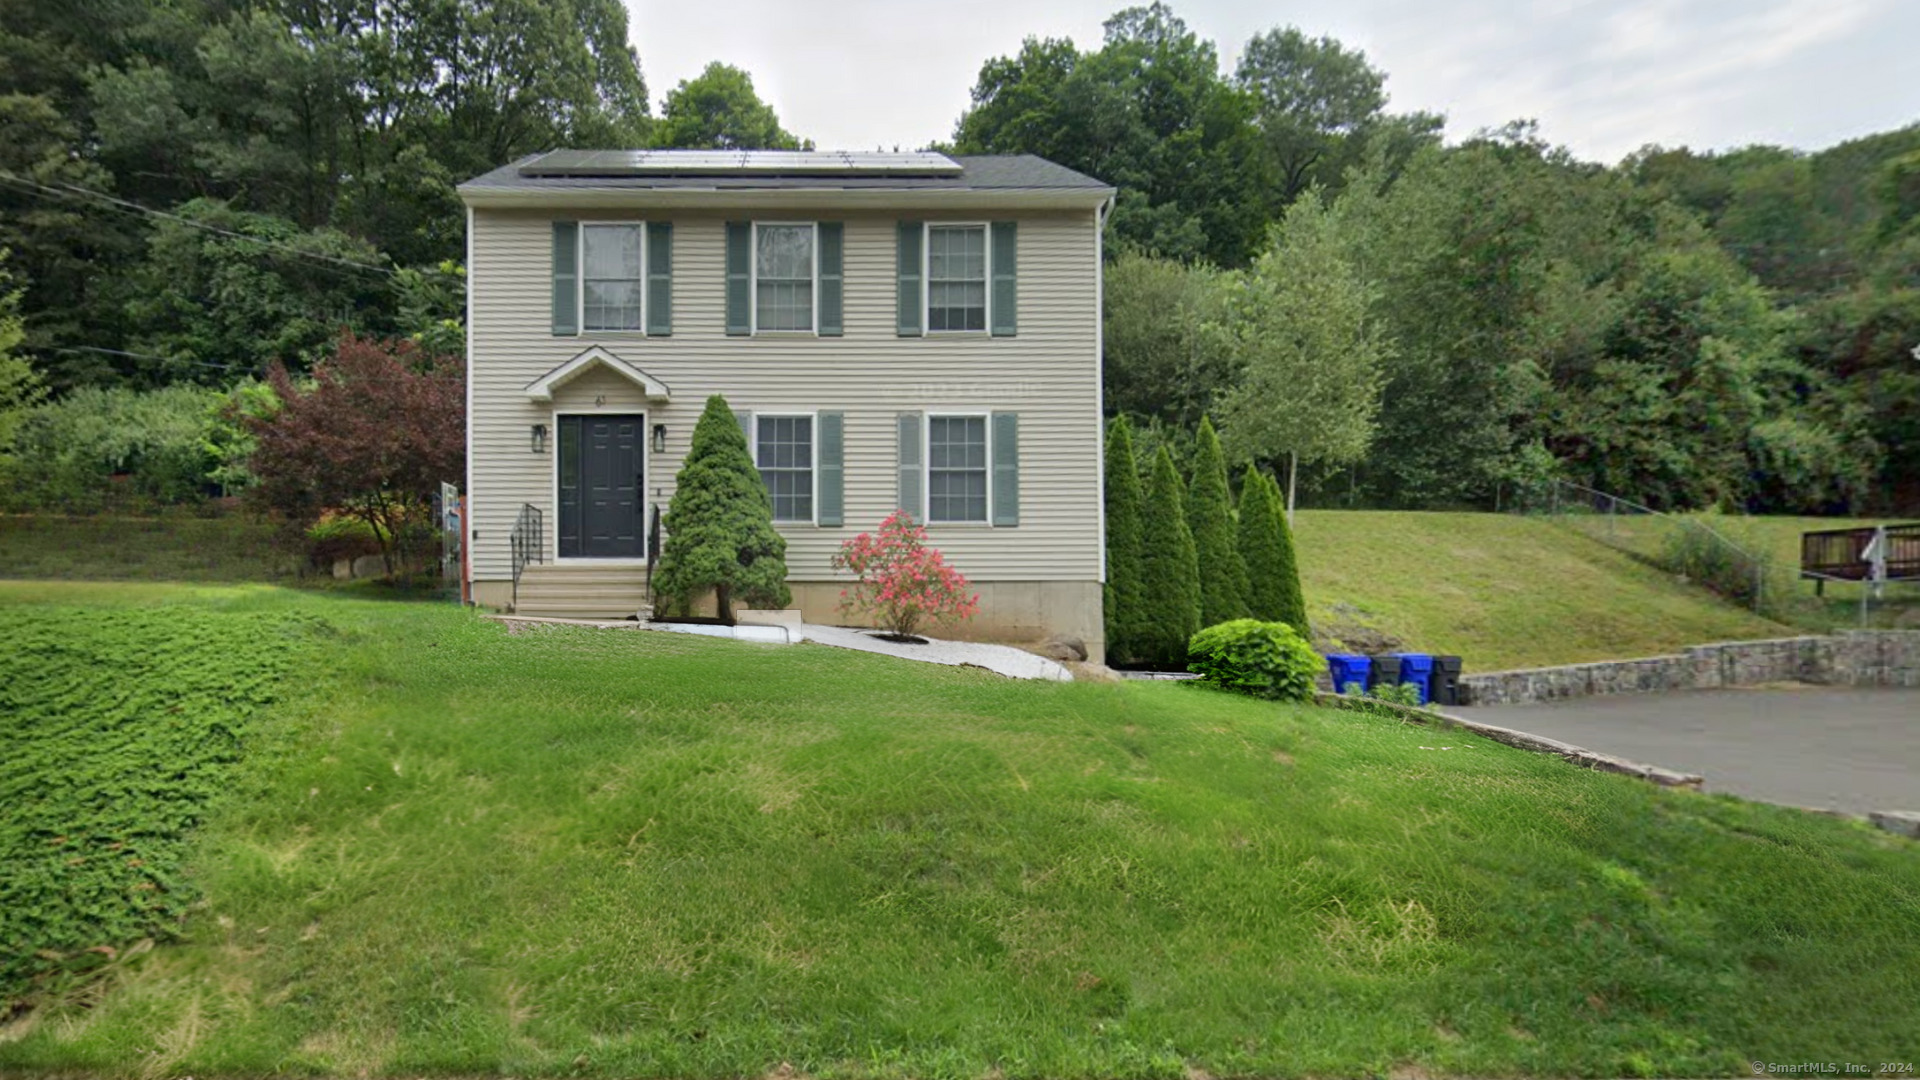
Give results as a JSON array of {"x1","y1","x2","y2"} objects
[
  {"x1": 0, "y1": 170, "x2": 396, "y2": 278},
  {"x1": 46, "y1": 345, "x2": 250, "y2": 372}
]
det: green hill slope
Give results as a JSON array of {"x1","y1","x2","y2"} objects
[
  {"x1": 1291, "y1": 511, "x2": 1791, "y2": 671},
  {"x1": 2, "y1": 583, "x2": 1916, "y2": 1078}
]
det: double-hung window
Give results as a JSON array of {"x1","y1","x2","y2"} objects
[
  {"x1": 756, "y1": 415, "x2": 814, "y2": 523},
  {"x1": 755, "y1": 223, "x2": 815, "y2": 332},
  {"x1": 927, "y1": 414, "x2": 988, "y2": 523},
  {"x1": 581, "y1": 223, "x2": 644, "y2": 331},
  {"x1": 926, "y1": 224, "x2": 987, "y2": 332}
]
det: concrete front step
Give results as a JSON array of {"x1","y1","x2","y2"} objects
[
  {"x1": 516, "y1": 603, "x2": 652, "y2": 619},
  {"x1": 514, "y1": 564, "x2": 651, "y2": 619},
  {"x1": 518, "y1": 565, "x2": 648, "y2": 584}
]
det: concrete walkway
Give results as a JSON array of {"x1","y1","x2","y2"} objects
[
  {"x1": 793, "y1": 623, "x2": 1071, "y2": 681},
  {"x1": 1454, "y1": 687, "x2": 1920, "y2": 815},
  {"x1": 490, "y1": 613, "x2": 1070, "y2": 681}
]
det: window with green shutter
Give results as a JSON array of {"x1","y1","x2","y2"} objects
[
  {"x1": 725, "y1": 222, "x2": 751, "y2": 335},
  {"x1": 927, "y1": 225, "x2": 987, "y2": 332},
  {"x1": 927, "y1": 414, "x2": 989, "y2": 523},
  {"x1": 896, "y1": 412, "x2": 924, "y2": 517},
  {"x1": 896, "y1": 222, "x2": 923, "y2": 336},
  {"x1": 990, "y1": 221, "x2": 1017, "y2": 336},
  {"x1": 646, "y1": 222, "x2": 672, "y2": 336},
  {"x1": 818, "y1": 223, "x2": 844, "y2": 336},
  {"x1": 551, "y1": 221, "x2": 579, "y2": 336},
  {"x1": 818, "y1": 411, "x2": 844, "y2": 526},
  {"x1": 991, "y1": 411, "x2": 1019, "y2": 525}
]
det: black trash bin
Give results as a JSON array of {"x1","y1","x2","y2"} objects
[{"x1": 1431, "y1": 655, "x2": 1464, "y2": 706}]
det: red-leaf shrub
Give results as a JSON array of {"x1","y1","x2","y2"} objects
[
  {"x1": 831, "y1": 511, "x2": 980, "y2": 640},
  {"x1": 246, "y1": 334, "x2": 463, "y2": 577}
]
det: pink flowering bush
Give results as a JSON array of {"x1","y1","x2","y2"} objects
[{"x1": 831, "y1": 511, "x2": 981, "y2": 640}]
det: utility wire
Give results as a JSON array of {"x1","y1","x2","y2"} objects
[
  {"x1": 0, "y1": 170, "x2": 397, "y2": 278},
  {"x1": 46, "y1": 345, "x2": 251, "y2": 372}
]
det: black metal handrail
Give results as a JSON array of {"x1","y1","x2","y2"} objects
[{"x1": 510, "y1": 503, "x2": 543, "y2": 609}]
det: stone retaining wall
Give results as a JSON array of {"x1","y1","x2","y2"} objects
[{"x1": 1460, "y1": 631, "x2": 1920, "y2": 706}]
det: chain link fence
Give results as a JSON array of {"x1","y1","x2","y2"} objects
[{"x1": 1508, "y1": 478, "x2": 1777, "y2": 616}]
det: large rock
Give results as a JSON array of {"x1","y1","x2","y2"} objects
[
  {"x1": 1869, "y1": 810, "x2": 1920, "y2": 839},
  {"x1": 1040, "y1": 635, "x2": 1088, "y2": 662}
]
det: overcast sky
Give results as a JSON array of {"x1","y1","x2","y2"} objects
[{"x1": 623, "y1": 0, "x2": 1918, "y2": 165}]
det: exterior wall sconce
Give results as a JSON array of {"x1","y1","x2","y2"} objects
[
  {"x1": 651, "y1": 423, "x2": 667, "y2": 453},
  {"x1": 531, "y1": 423, "x2": 548, "y2": 453}
]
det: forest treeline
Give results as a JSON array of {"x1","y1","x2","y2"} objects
[{"x1": 1, "y1": 1, "x2": 1915, "y2": 512}]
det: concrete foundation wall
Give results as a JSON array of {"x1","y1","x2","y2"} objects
[
  {"x1": 786, "y1": 579, "x2": 1103, "y2": 663},
  {"x1": 1461, "y1": 631, "x2": 1920, "y2": 706},
  {"x1": 468, "y1": 577, "x2": 1105, "y2": 663}
]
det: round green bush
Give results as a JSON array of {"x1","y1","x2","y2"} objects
[{"x1": 1186, "y1": 618, "x2": 1322, "y2": 702}]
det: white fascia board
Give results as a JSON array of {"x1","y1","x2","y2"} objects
[{"x1": 525, "y1": 346, "x2": 672, "y2": 403}]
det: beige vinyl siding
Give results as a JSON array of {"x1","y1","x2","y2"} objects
[{"x1": 468, "y1": 208, "x2": 1101, "y2": 584}]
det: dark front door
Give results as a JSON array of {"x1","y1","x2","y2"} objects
[{"x1": 557, "y1": 414, "x2": 644, "y2": 558}]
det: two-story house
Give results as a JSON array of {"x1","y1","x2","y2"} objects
[{"x1": 458, "y1": 150, "x2": 1115, "y2": 661}]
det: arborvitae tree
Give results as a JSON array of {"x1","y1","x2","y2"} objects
[
  {"x1": 1187, "y1": 416, "x2": 1250, "y2": 626},
  {"x1": 654, "y1": 395, "x2": 790, "y2": 622},
  {"x1": 1137, "y1": 444, "x2": 1202, "y2": 667},
  {"x1": 1103, "y1": 416, "x2": 1148, "y2": 666},
  {"x1": 1239, "y1": 465, "x2": 1309, "y2": 632}
]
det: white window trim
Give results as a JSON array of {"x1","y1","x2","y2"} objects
[
  {"x1": 923, "y1": 409, "x2": 993, "y2": 526},
  {"x1": 923, "y1": 222, "x2": 991, "y2": 336},
  {"x1": 750, "y1": 221, "x2": 819, "y2": 336},
  {"x1": 550, "y1": 407, "x2": 651, "y2": 564},
  {"x1": 751, "y1": 409, "x2": 821, "y2": 526},
  {"x1": 578, "y1": 220, "x2": 647, "y2": 335}
]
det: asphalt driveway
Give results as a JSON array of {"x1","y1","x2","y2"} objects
[{"x1": 1453, "y1": 688, "x2": 1920, "y2": 815}]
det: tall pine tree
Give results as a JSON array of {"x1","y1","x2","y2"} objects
[
  {"x1": 1138, "y1": 444, "x2": 1203, "y2": 667},
  {"x1": 654, "y1": 395, "x2": 790, "y2": 622},
  {"x1": 1187, "y1": 416, "x2": 1250, "y2": 626},
  {"x1": 1238, "y1": 466, "x2": 1308, "y2": 632},
  {"x1": 1104, "y1": 416, "x2": 1147, "y2": 666}
]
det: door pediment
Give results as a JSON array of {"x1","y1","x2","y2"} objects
[{"x1": 525, "y1": 347, "x2": 671, "y2": 403}]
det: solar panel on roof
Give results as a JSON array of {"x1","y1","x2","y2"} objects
[{"x1": 517, "y1": 149, "x2": 963, "y2": 178}]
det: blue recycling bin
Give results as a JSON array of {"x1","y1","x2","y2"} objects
[
  {"x1": 1326, "y1": 653, "x2": 1371, "y2": 695},
  {"x1": 1388, "y1": 652, "x2": 1435, "y2": 705}
]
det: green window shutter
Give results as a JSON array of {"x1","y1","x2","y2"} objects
[
  {"x1": 896, "y1": 412, "x2": 923, "y2": 518},
  {"x1": 991, "y1": 411, "x2": 1019, "y2": 526},
  {"x1": 817, "y1": 222, "x2": 844, "y2": 336},
  {"x1": 725, "y1": 221, "x2": 751, "y2": 336},
  {"x1": 646, "y1": 222, "x2": 672, "y2": 336},
  {"x1": 896, "y1": 221, "x2": 923, "y2": 336},
  {"x1": 551, "y1": 220, "x2": 579, "y2": 336},
  {"x1": 737, "y1": 408, "x2": 754, "y2": 451},
  {"x1": 818, "y1": 411, "x2": 844, "y2": 526},
  {"x1": 990, "y1": 221, "x2": 1017, "y2": 337}
]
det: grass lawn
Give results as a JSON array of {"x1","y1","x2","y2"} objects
[
  {"x1": 1291, "y1": 511, "x2": 1792, "y2": 671},
  {"x1": 0, "y1": 513, "x2": 293, "y2": 583},
  {"x1": 3, "y1": 582, "x2": 1917, "y2": 1078}
]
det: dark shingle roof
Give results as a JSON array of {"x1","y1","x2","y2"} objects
[{"x1": 459, "y1": 152, "x2": 1111, "y2": 195}]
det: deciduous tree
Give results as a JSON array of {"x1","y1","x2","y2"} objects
[
  {"x1": 246, "y1": 335, "x2": 464, "y2": 576},
  {"x1": 653, "y1": 62, "x2": 805, "y2": 150},
  {"x1": 1212, "y1": 196, "x2": 1383, "y2": 516}
]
